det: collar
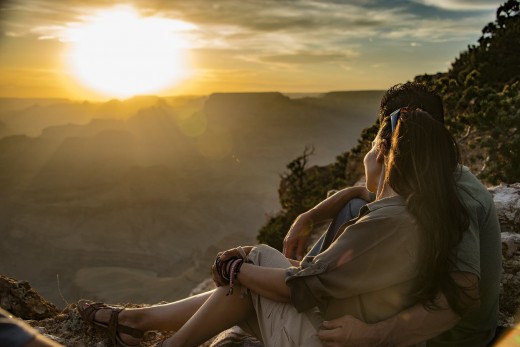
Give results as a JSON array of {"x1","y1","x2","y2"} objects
[{"x1": 359, "y1": 195, "x2": 406, "y2": 217}]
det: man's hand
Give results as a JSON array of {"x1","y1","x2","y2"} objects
[
  {"x1": 318, "y1": 316, "x2": 385, "y2": 347},
  {"x1": 283, "y1": 213, "x2": 313, "y2": 260},
  {"x1": 317, "y1": 276, "x2": 470, "y2": 347}
]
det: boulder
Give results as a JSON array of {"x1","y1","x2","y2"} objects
[
  {"x1": 489, "y1": 183, "x2": 520, "y2": 234},
  {"x1": 0, "y1": 275, "x2": 58, "y2": 320}
]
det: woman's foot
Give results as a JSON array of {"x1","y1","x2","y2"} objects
[{"x1": 77, "y1": 299, "x2": 144, "y2": 347}]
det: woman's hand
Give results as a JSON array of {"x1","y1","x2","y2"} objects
[
  {"x1": 283, "y1": 212, "x2": 313, "y2": 260},
  {"x1": 217, "y1": 246, "x2": 254, "y2": 262},
  {"x1": 211, "y1": 260, "x2": 225, "y2": 287},
  {"x1": 211, "y1": 246, "x2": 253, "y2": 287}
]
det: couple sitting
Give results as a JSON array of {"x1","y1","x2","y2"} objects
[{"x1": 77, "y1": 83, "x2": 501, "y2": 347}]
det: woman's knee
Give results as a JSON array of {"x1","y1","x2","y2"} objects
[{"x1": 249, "y1": 244, "x2": 291, "y2": 268}]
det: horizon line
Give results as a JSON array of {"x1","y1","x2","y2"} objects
[{"x1": 0, "y1": 89, "x2": 386, "y2": 103}]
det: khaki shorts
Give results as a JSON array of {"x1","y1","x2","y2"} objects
[{"x1": 239, "y1": 244, "x2": 323, "y2": 347}]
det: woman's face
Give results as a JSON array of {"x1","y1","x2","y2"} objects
[{"x1": 364, "y1": 138, "x2": 384, "y2": 193}]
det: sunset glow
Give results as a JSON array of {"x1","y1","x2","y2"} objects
[
  {"x1": 64, "y1": 6, "x2": 193, "y2": 98},
  {"x1": 0, "y1": 0, "x2": 504, "y2": 100}
]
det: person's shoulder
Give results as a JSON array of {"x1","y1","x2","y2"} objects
[
  {"x1": 456, "y1": 165, "x2": 481, "y2": 184},
  {"x1": 353, "y1": 197, "x2": 418, "y2": 240},
  {"x1": 362, "y1": 196, "x2": 411, "y2": 223},
  {"x1": 366, "y1": 196, "x2": 406, "y2": 211},
  {"x1": 455, "y1": 165, "x2": 494, "y2": 210},
  {"x1": 455, "y1": 166, "x2": 488, "y2": 191}
]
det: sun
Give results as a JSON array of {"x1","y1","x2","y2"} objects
[{"x1": 64, "y1": 6, "x2": 193, "y2": 99}]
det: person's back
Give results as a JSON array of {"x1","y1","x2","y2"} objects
[
  {"x1": 288, "y1": 196, "x2": 422, "y2": 323},
  {"x1": 427, "y1": 166, "x2": 502, "y2": 346}
]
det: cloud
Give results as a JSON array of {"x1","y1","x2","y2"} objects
[
  {"x1": 379, "y1": 14, "x2": 493, "y2": 42},
  {"x1": 410, "y1": 0, "x2": 504, "y2": 11},
  {"x1": 165, "y1": 0, "x2": 387, "y2": 33},
  {"x1": 260, "y1": 51, "x2": 359, "y2": 65},
  {"x1": 0, "y1": 0, "x2": 501, "y2": 83},
  {"x1": 2, "y1": 0, "x2": 496, "y2": 47}
]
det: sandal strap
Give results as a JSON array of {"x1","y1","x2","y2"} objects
[
  {"x1": 78, "y1": 301, "x2": 144, "y2": 341},
  {"x1": 79, "y1": 302, "x2": 110, "y2": 324},
  {"x1": 107, "y1": 305, "x2": 145, "y2": 343},
  {"x1": 108, "y1": 307, "x2": 124, "y2": 345},
  {"x1": 117, "y1": 323, "x2": 145, "y2": 339},
  {"x1": 105, "y1": 306, "x2": 144, "y2": 344}
]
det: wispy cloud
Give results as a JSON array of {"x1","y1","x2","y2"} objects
[
  {"x1": 410, "y1": 0, "x2": 504, "y2": 11},
  {"x1": 3, "y1": 0, "x2": 498, "y2": 49},
  {"x1": 0, "y1": 0, "x2": 504, "y2": 96},
  {"x1": 260, "y1": 51, "x2": 359, "y2": 65}
]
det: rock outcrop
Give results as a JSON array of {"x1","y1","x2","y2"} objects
[
  {"x1": 0, "y1": 276, "x2": 58, "y2": 320},
  {"x1": 491, "y1": 183, "x2": 520, "y2": 327},
  {"x1": 1, "y1": 183, "x2": 519, "y2": 346}
]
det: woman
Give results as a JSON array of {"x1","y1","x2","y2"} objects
[{"x1": 78, "y1": 107, "x2": 470, "y2": 347}]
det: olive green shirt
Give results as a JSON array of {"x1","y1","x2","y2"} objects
[{"x1": 427, "y1": 166, "x2": 502, "y2": 346}]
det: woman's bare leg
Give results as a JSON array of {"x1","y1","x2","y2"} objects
[
  {"x1": 80, "y1": 290, "x2": 214, "y2": 345},
  {"x1": 119, "y1": 290, "x2": 214, "y2": 332},
  {"x1": 164, "y1": 285, "x2": 255, "y2": 347}
]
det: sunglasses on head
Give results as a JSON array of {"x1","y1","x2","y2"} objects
[{"x1": 389, "y1": 107, "x2": 412, "y2": 133}]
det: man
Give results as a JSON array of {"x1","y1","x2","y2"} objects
[{"x1": 283, "y1": 82, "x2": 502, "y2": 346}]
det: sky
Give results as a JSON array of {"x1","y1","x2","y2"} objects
[{"x1": 0, "y1": 0, "x2": 505, "y2": 101}]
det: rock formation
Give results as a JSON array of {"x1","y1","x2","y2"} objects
[
  {"x1": 490, "y1": 183, "x2": 520, "y2": 327},
  {"x1": 1, "y1": 183, "x2": 519, "y2": 346}
]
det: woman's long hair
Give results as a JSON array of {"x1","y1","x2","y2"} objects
[{"x1": 377, "y1": 108, "x2": 472, "y2": 315}]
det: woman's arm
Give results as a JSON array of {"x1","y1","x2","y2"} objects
[
  {"x1": 213, "y1": 246, "x2": 293, "y2": 303},
  {"x1": 238, "y1": 263, "x2": 291, "y2": 303},
  {"x1": 283, "y1": 186, "x2": 371, "y2": 259}
]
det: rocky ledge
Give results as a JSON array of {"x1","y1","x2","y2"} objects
[{"x1": 1, "y1": 183, "x2": 519, "y2": 346}]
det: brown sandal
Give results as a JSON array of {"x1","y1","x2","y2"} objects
[{"x1": 77, "y1": 299, "x2": 144, "y2": 347}]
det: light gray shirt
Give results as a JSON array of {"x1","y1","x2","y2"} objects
[{"x1": 285, "y1": 195, "x2": 421, "y2": 323}]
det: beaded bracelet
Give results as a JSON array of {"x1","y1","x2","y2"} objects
[
  {"x1": 214, "y1": 255, "x2": 245, "y2": 295},
  {"x1": 226, "y1": 258, "x2": 244, "y2": 295}
]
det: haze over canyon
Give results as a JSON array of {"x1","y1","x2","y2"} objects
[{"x1": 0, "y1": 91, "x2": 383, "y2": 305}]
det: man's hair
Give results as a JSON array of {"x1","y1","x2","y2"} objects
[{"x1": 379, "y1": 82, "x2": 444, "y2": 123}]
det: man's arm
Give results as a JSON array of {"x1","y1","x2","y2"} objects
[
  {"x1": 283, "y1": 186, "x2": 371, "y2": 260},
  {"x1": 318, "y1": 272, "x2": 479, "y2": 347},
  {"x1": 318, "y1": 295, "x2": 460, "y2": 347}
]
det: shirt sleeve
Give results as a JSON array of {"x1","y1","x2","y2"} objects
[
  {"x1": 285, "y1": 209, "x2": 419, "y2": 313},
  {"x1": 451, "y1": 188, "x2": 493, "y2": 278},
  {"x1": 452, "y1": 167, "x2": 490, "y2": 278},
  {"x1": 452, "y1": 210, "x2": 481, "y2": 277}
]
